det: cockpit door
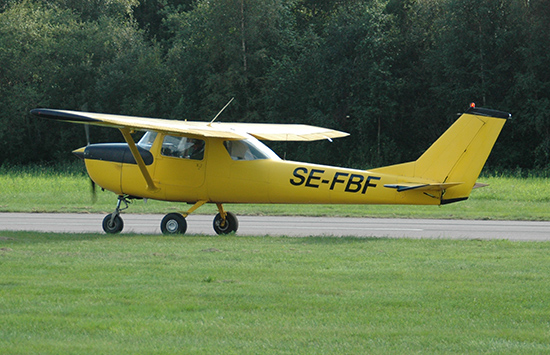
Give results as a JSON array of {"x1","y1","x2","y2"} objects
[{"x1": 153, "y1": 134, "x2": 207, "y2": 201}]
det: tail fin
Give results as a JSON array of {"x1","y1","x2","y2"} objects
[{"x1": 372, "y1": 106, "x2": 510, "y2": 204}]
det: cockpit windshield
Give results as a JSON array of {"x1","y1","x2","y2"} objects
[
  {"x1": 223, "y1": 137, "x2": 280, "y2": 161},
  {"x1": 137, "y1": 131, "x2": 157, "y2": 151}
]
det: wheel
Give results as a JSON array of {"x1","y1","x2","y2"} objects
[
  {"x1": 103, "y1": 213, "x2": 124, "y2": 234},
  {"x1": 161, "y1": 213, "x2": 187, "y2": 235},
  {"x1": 213, "y1": 211, "x2": 238, "y2": 235}
]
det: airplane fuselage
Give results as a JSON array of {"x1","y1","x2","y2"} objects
[{"x1": 81, "y1": 132, "x2": 443, "y2": 207}]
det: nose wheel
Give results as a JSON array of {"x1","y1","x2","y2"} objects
[
  {"x1": 102, "y1": 195, "x2": 129, "y2": 234},
  {"x1": 102, "y1": 213, "x2": 124, "y2": 234}
]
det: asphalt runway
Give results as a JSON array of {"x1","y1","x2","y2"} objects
[{"x1": 1, "y1": 213, "x2": 549, "y2": 241}]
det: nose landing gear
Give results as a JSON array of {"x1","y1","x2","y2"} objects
[{"x1": 102, "y1": 195, "x2": 130, "y2": 234}]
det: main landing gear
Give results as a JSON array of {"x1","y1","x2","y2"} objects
[{"x1": 101, "y1": 196, "x2": 239, "y2": 236}]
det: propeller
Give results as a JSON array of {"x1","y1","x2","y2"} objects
[
  {"x1": 90, "y1": 178, "x2": 97, "y2": 203},
  {"x1": 85, "y1": 124, "x2": 90, "y2": 145},
  {"x1": 84, "y1": 124, "x2": 97, "y2": 203}
]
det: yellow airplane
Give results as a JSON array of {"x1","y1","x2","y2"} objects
[{"x1": 31, "y1": 104, "x2": 510, "y2": 235}]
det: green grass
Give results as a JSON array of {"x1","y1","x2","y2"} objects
[
  {"x1": 1, "y1": 232, "x2": 550, "y2": 354},
  {"x1": 1, "y1": 166, "x2": 550, "y2": 220}
]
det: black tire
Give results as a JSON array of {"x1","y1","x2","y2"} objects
[
  {"x1": 161, "y1": 213, "x2": 187, "y2": 235},
  {"x1": 102, "y1": 213, "x2": 124, "y2": 234},
  {"x1": 213, "y1": 211, "x2": 238, "y2": 235}
]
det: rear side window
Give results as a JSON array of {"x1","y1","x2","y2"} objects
[{"x1": 223, "y1": 139, "x2": 278, "y2": 160}]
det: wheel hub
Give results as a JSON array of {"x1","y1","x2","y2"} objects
[{"x1": 166, "y1": 219, "x2": 179, "y2": 233}]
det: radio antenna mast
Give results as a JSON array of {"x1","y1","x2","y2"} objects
[{"x1": 208, "y1": 97, "x2": 234, "y2": 126}]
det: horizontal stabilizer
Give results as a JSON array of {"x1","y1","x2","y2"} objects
[{"x1": 384, "y1": 182, "x2": 463, "y2": 192}]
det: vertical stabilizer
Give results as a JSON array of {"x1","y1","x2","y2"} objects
[
  {"x1": 372, "y1": 106, "x2": 510, "y2": 203},
  {"x1": 431, "y1": 107, "x2": 509, "y2": 202}
]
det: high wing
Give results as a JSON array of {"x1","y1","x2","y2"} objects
[{"x1": 30, "y1": 108, "x2": 349, "y2": 141}]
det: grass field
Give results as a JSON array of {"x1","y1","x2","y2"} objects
[
  {"x1": 1, "y1": 232, "x2": 550, "y2": 354},
  {"x1": 1, "y1": 166, "x2": 549, "y2": 220}
]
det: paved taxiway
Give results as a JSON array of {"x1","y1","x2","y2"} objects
[{"x1": 1, "y1": 213, "x2": 549, "y2": 241}]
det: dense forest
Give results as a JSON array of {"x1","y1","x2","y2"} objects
[{"x1": 1, "y1": 0, "x2": 549, "y2": 171}]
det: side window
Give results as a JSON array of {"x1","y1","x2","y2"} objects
[
  {"x1": 223, "y1": 139, "x2": 271, "y2": 160},
  {"x1": 161, "y1": 135, "x2": 205, "y2": 160}
]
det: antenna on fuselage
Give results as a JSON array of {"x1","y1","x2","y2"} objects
[{"x1": 208, "y1": 97, "x2": 234, "y2": 126}]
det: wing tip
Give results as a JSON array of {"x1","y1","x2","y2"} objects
[{"x1": 30, "y1": 108, "x2": 99, "y2": 123}]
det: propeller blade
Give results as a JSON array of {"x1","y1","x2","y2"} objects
[
  {"x1": 84, "y1": 124, "x2": 90, "y2": 145},
  {"x1": 90, "y1": 179, "x2": 97, "y2": 203}
]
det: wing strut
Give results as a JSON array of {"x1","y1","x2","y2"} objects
[{"x1": 119, "y1": 128, "x2": 158, "y2": 191}]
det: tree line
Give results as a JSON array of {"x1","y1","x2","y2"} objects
[{"x1": 1, "y1": 0, "x2": 549, "y2": 171}]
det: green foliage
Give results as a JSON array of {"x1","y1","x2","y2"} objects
[
  {"x1": 1, "y1": 0, "x2": 549, "y2": 170},
  {"x1": 164, "y1": 0, "x2": 297, "y2": 122}
]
